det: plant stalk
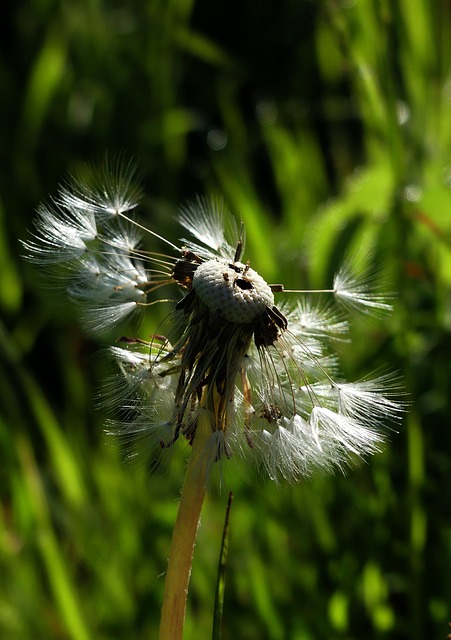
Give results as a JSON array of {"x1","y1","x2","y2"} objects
[{"x1": 159, "y1": 410, "x2": 211, "y2": 640}]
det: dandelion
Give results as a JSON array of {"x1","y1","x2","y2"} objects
[{"x1": 24, "y1": 160, "x2": 404, "y2": 639}]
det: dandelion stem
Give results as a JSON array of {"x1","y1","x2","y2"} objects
[{"x1": 159, "y1": 406, "x2": 211, "y2": 640}]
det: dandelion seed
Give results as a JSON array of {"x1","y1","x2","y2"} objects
[
  {"x1": 23, "y1": 201, "x2": 98, "y2": 264},
  {"x1": 24, "y1": 161, "x2": 405, "y2": 483},
  {"x1": 333, "y1": 259, "x2": 394, "y2": 315},
  {"x1": 57, "y1": 156, "x2": 142, "y2": 218}
]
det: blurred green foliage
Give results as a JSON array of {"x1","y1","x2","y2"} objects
[{"x1": 1, "y1": 0, "x2": 451, "y2": 638}]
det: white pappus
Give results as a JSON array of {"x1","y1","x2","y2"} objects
[{"x1": 24, "y1": 160, "x2": 405, "y2": 483}]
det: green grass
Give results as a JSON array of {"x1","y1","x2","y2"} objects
[{"x1": 1, "y1": 1, "x2": 451, "y2": 638}]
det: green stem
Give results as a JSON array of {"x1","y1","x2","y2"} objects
[{"x1": 159, "y1": 410, "x2": 211, "y2": 640}]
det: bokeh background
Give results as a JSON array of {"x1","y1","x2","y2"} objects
[{"x1": 1, "y1": 1, "x2": 451, "y2": 638}]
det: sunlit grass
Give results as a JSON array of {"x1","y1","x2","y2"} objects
[{"x1": 1, "y1": 1, "x2": 451, "y2": 639}]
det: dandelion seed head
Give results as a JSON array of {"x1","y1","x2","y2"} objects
[
  {"x1": 192, "y1": 258, "x2": 274, "y2": 324},
  {"x1": 24, "y1": 159, "x2": 406, "y2": 484}
]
